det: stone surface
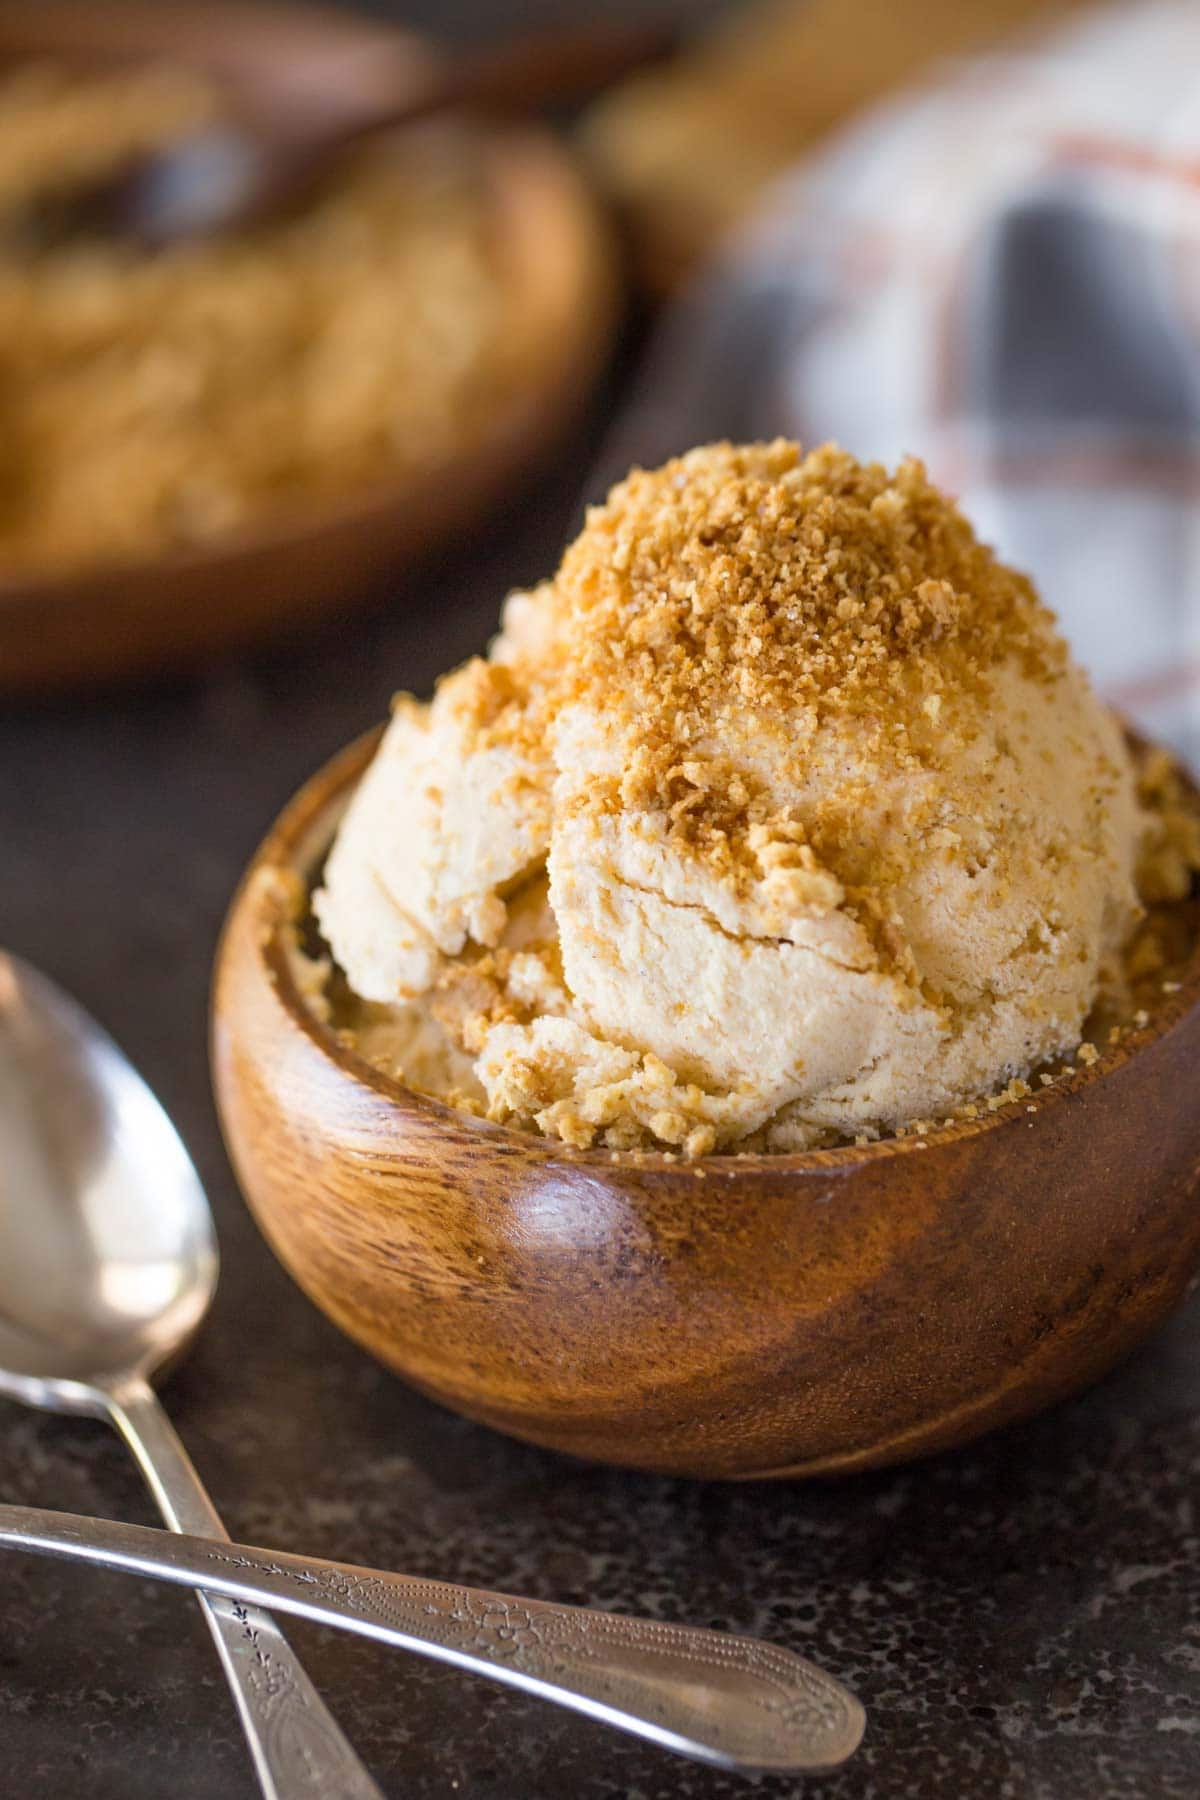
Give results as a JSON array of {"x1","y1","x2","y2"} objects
[{"x1": 1, "y1": 5, "x2": 1199, "y2": 1790}]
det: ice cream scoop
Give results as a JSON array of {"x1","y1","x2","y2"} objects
[{"x1": 316, "y1": 441, "x2": 1148, "y2": 1156}]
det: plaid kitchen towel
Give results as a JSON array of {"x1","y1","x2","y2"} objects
[{"x1": 599, "y1": 0, "x2": 1200, "y2": 769}]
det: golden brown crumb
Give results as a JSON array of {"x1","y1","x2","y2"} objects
[
  {"x1": 548, "y1": 443, "x2": 1061, "y2": 866},
  {"x1": 558, "y1": 441, "x2": 1056, "y2": 717},
  {"x1": 986, "y1": 1077, "x2": 1031, "y2": 1111},
  {"x1": 1137, "y1": 746, "x2": 1200, "y2": 901}
]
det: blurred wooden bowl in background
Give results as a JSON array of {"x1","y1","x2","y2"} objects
[{"x1": 0, "y1": 1, "x2": 619, "y2": 694}]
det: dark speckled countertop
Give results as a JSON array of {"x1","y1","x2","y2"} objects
[{"x1": 2, "y1": 3, "x2": 1200, "y2": 1794}]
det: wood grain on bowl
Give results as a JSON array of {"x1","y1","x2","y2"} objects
[
  {"x1": 212, "y1": 732, "x2": 1200, "y2": 1480},
  {"x1": 0, "y1": 1, "x2": 619, "y2": 694}
]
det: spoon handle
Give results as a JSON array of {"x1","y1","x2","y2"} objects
[
  {"x1": 100, "y1": 1378, "x2": 382, "y2": 1800},
  {"x1": 0, "y1": 1499, "x2": 864, "y2": 1776}
]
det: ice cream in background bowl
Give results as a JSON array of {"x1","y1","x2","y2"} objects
[{"x1": 213, "y1": 441, "x2": 1200, "y2": 1479}]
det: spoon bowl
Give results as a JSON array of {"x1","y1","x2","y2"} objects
[
  {"x1": 0, "y1": 949, "x2": 383, "y2": 1796},
  {"x1": 0, "y1": 956, "x2": 216, "y2": 1407}
]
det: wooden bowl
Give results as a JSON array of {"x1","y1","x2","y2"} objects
[
  {"x1": 212, "y1": 731, "x2": 1200, "y2": 1480},
  {"x1": 0, "y1": 2, "x2": 618, "y2": 694}
]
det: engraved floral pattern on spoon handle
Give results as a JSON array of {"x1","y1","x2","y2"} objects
[
  {"x1": 0, "y1": 1505, "x2": 865, "y2": 1774},
  {"x1": 102, "y1": 1380, "x2": 382, "y2": 1800},
  {"x1": 208, "y1": 1554, "x2": 862, "y2": 1770}
]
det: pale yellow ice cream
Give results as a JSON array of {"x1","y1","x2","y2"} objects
[{"x1": 315, "y1": 441, "x2": 1151, "y2": 1155}]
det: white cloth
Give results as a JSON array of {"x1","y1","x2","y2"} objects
[{"x1": 599, "y1": 0, "x2": 1200, "y2": 767}]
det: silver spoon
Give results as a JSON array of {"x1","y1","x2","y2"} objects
[
  {"x1": 0, "y1": 952, "x2": 865, "y2": 1779},
  {"x1": 0, "y1": 1502, "x2": 866, "y2": 1775},
  {"x1": 0, "y1": 952, "x2": 384, "y2": 1798}
]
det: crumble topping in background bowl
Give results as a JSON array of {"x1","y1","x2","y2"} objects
[
  {"x1": 305, "y1": 440, "x2": 1200, "y2": 1157},
  {"x1": 0, "y1": 60, "x2": 535, "y2": 574}
]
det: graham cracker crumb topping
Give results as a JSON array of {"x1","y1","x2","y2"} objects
[{"x1": 314, "y1": 439, "x2": 1198, "y2": 1159}]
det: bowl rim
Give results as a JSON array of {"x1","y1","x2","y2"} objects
[
  {"x1": 233, "y1": 723, "x2": 1200, "y2": 1177},
  {"x1": 0, "y1": 3, "x2": 618, "y2": 607}
]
